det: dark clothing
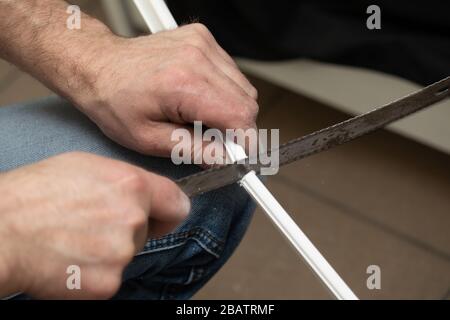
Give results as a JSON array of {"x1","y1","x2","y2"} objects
[{"x1": 168, "y1": 0, "x2": 450, "y2": 85}]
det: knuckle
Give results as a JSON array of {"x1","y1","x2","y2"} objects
[
  {"x1": 122, "y1": 169, "x2": 147, "y2": 194},
  {"x1": 249, "y1": 86, "x2": 259, "y2": 100},
  {"x1": 115, "y1": 241, "x2": 136, "y2": 264},
  {"x1": 241, "y1": 109, "x2": 254, "y2": 124},
  {"x1": 160, "y1": 65, "x2": 203, "y2": 94},
  {"x1": 190, "y1": 37, "x2": 208, "y2": 50},
  {"x1": 89, "y1": 230, "x2": 136, "y2": 265},
  {"x1": 86, "y1": 235, "x2": 120, "y2": 261},
  {"x1": 165, "y1": 65, "x2": 188, "y2": 82},
  {"x1": 124, "y1": 208, "x2": 147, "y2": 231},
  {"x1": 238, "y1": 99, "x2": 258, "y2": 121},
  {"x1": 190, "y1": 23, "x2": 209, "y2": 35},
  {"x1": 182, "y1": 44, "x2": 205, "y2": 61},
  {"x1": 162, "y1": 65, "x2": 193, "y2": 87},
  {"x1": 116, "y1": 165, "x2": 147, "y2": 194},
  {"x1": 236, "y1": 105, "x2": 257, "y2": 126},
  {"x1": 249, "y1": 99, "x2": 259, "y2": 114}
]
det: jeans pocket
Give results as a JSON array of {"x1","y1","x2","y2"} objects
[
  {"x1": 116, "y1": 184, "x2": 255, "y2": 299},
  {"x1": 118, "y1": 226, "x2": 225, "y2": 299}
]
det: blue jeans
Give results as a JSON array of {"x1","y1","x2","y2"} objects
[{"x1": 0, "y1": 96, "x2": 255, "y2": 299}]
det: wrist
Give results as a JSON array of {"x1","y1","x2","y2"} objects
[
  {"x1": 55, "y1": 26, "x2": 122, "y2": 113},
  {"x1": 0, "y1": 1, "x2": 120, "y2": 115},
  {"x1": 39, "y1": 18, "x2": 121, "y2": 113}
]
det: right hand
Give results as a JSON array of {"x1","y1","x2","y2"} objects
[
  {"x1": 0, "y1": 152, "x2": 190, "y2": 299},
  {"x1": 70, "y1": 23, "x2": 259, "y2": 162}
]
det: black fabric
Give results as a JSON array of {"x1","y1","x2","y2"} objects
[{"x1": 167, "y1": 0, "x2": 450, "y2": 85}]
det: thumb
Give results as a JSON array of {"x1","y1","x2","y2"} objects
[
  {"x1": 140, "y1": 171, "x2": 191, "y2": 238},
  {"x1": 142, "y1": 170, "x2": 191, "y2": 223}
]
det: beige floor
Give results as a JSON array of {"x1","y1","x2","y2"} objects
[{"x1": 1, "y1": 1, "x2": 449, "y2": 300}]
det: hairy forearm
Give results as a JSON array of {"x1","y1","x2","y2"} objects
[{"x1": 0, "y1": 0, "x2": 117, "y2": 108}]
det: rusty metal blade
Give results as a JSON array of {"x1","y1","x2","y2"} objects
[
  {"x1": 177, "y1": 76, "x2": 450, "y2": 197},
  {"x1": 176, "y1": 163, "x2": 251, "y2": 197},
  {"x1": 277, "y1": 76, "x2": 450, "y2": 166}
]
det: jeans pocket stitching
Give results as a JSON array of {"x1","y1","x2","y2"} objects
[{"x1": 139, "y1": 226, "x2": 225, "y2": 257}]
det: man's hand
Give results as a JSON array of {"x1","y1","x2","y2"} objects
[
  {"x1": 76, "y1": 24, "x2": 259, "y2": 159},
  {"x1": 0, "y1": 152, "x2": 190, "y2": 299},
  {"x1": 0, "y1": 1, "x2": 259, "y2": 161}
]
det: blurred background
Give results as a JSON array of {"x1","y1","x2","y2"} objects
[{"x1": 0, "y1": 0, "x2": 449, "y2": 299}]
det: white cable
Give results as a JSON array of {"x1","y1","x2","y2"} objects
[
  {"x1": 225, "y1": 142, "x2": 357, "y2": 300},
  {"x1": 133, "y1": 0, "x2": 178, "y2": 33},
  {"x1": 239, "y1": 171, "x2": 358, "y2": 300},
  {"x1": 133, "y1": 0, "x2": 358, "y2": 300}
]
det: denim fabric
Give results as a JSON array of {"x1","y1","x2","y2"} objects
[{"x1": 0, "y1": 96, "x2": 255, "y2": 299}]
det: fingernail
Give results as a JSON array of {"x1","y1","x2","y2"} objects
[{"x1": 179, "y1": 191, "x2": 191, "y2": 217}]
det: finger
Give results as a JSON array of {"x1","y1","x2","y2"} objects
[
  {"x1": 214, "y1": 42, "x2": 239, "y2": 68},
  {"x1": 127, "y1": 169, "x2": 191, "y2": 241},
  {"x1": 141, "y1": 170, "x2": 191, "y2": 222},
  {"x1": 196, "y1": 40, "x2": 257, "y2": 99},
  {"x1": 135, "y1": 122, "x2": 227, "y2": 167},
  {"x1": 175, "y1": 24, "x2": 258, "y2": 99},
  {"x1": 208, "y1": 51, "x2": 258, "y2": 100},
  {"x1": 160, "y1": 59, "x2": 259, "y2": 133},
  {"x1": 197, "y1": 30, "x2": 258, "y2": 100},
  {"x1": 147, "y1": 219, "x2": 180, "y2": 238}
]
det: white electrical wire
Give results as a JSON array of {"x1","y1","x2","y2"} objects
[{"x1": 133, "y1": 0, "x2": 358, "y2": 300}]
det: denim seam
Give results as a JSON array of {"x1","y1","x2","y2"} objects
[
  {"x1": 138, "y1": 226, "x2": 225, "y2": 258},
  {"x1": 145, "y1": 227, "x2": 223, "y2": 250},
  {"x1": 188, "y1": 238, "x2": 221, "y2": 259},
  {"x1": 184, "y1": 267, "x2": 195, "y2": 285},
  {"x1": 134, "y1": 242, "x2": 186, "y2": 255},
  {"x1": 184, "y1": 267, "x2": 206, "y2": 285}
]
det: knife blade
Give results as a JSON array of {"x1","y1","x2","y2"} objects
[{"x1": 177, "y1": 76, "x2": 449, "y2": 197}]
